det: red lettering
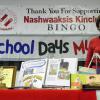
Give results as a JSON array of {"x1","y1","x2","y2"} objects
[{"x1": 73, "y1": 40, "x2": 85, "y2": 55}]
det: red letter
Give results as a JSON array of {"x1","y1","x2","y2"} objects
[{"x1": 73, "y1": 40, "x2": 85, "y2": 55}]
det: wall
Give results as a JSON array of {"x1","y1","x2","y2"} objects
[{"x1": 0, "y1": 0, "x2": 100, "y2": 6}]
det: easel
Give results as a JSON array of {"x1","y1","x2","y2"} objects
[{"x1": 88, "y1": 53, "x2": 100, "y2": 69}]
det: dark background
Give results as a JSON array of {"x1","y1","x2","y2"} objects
[{"x1": 0, "y1": 61, "x2": 85, "y2": 70}]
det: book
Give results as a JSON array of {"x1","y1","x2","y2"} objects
[
  {"x1": 18, "y1": 58, "x2": 78, "y2": 88},
  {"x1": 83, "y1": 75, "x2": 100, "y2": 90},
  {"x1": 44, "y1": 58, "x2": 78, "y2": 87},
  {"x1": 71, "y1": 74, "x2": 100, "y2": 90},
  {"x1": 17, "y1": 59, "x2": 48, "y2": 88},
  {"x1": 71, "y1": 74, "x2": 87, "y2": 90}
]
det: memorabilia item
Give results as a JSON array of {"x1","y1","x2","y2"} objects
[
  {"x1": 44, "y1": 58, "x2": 78, "y2": 87},
  {"x1": 0, "y1": 66, "x2": 16, "y2": 88},
  {"x1": 71, "y1": 74, "x2": 87, "y2": 90},
  {"x1": 78, "y1": 53, "x2": 99, "y2": 74},
  {"x1": 83, "y1": 75, "x2": 100, "y2": 90},
  {"x1": 71, "y1": 74, "x2": 100, "y2": 90},
  {"x1": 18, "y1": 58, "x2": 78, "y2": 88},
  {"x1": 18, "y1": 59, "x2": 48, "y2": 88},
  {"x1": 78, "y1": 66, "x2": 96, "y2": 74}
]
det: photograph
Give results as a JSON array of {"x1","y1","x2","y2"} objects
[
  {"x1": 0, "y1": 66, "x2": 16, "y2": 88},
  {"x1": 58, "y1": 59, "x2": 70, "y2": 80}
]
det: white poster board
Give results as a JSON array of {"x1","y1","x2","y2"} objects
[
  {"x1": 0, "y1": 6, "x2": 99, "y2": 34},
  {"x1": 0, "y1": 35, "x2": 93, "y2": 61}
]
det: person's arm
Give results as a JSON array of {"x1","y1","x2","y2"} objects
[{"x1": 84, "y1": 39, "x2": 94, "y2": 67}]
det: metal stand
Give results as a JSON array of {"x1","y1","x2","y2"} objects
[{"x1": 88, "y1": 53, "x2": 100, "y2": 69}]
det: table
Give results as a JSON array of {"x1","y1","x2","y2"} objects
[{"x1": 0, "y1": 89, "x2": 97, "y2": 100}]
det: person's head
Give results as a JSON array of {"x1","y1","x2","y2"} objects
[
  {"x1": 89, "y1": 76, "x2": 96, "y2": 80},
  {"x1": 88, "y1": 76, "x2": 96, "y2": 84},
  {"x1": 96, "y1": 15, "x2": 100, "y2": 31}
]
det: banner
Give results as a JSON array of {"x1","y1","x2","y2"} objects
[
  {"x1": 0, "y1": 35, "x2": 93, "y2": 60},
  {"x1": 0, "y1": 6, "x2": 100, "y2": 34}
]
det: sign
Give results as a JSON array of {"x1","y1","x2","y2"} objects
[
  {"x1": 0, "y1": 35, "x2": 94, "y2": 60},
  {"x1": 0, "y1": 6, "x2": 100, "y2": 34}
]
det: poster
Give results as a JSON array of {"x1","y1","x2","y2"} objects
[{"x1": 0, "y1": 6, "x2": 100, "y2": 34}]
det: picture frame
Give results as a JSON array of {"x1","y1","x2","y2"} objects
[{"x1": 0, "y1": 66, "x2": 16, "y2": 88}]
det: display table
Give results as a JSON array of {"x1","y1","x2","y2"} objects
[{"x1": 0, "y1": 89, "x2": 97, "y2": 100}]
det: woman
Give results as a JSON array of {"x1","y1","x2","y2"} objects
[{"x1": 84, "y1": 15, "x2": 100, "y2": 74}]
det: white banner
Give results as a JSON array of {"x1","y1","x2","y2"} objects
[
  {"x1": 0, "y1": 35, "x2": 94, "y2": 60},
  {"x1": 0, "y1": 6, "x2": 100, "y2": 34}
]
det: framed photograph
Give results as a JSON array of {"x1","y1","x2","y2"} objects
[{"x1": 0, "y1": 66, "x2": 16, "y2": 88}]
